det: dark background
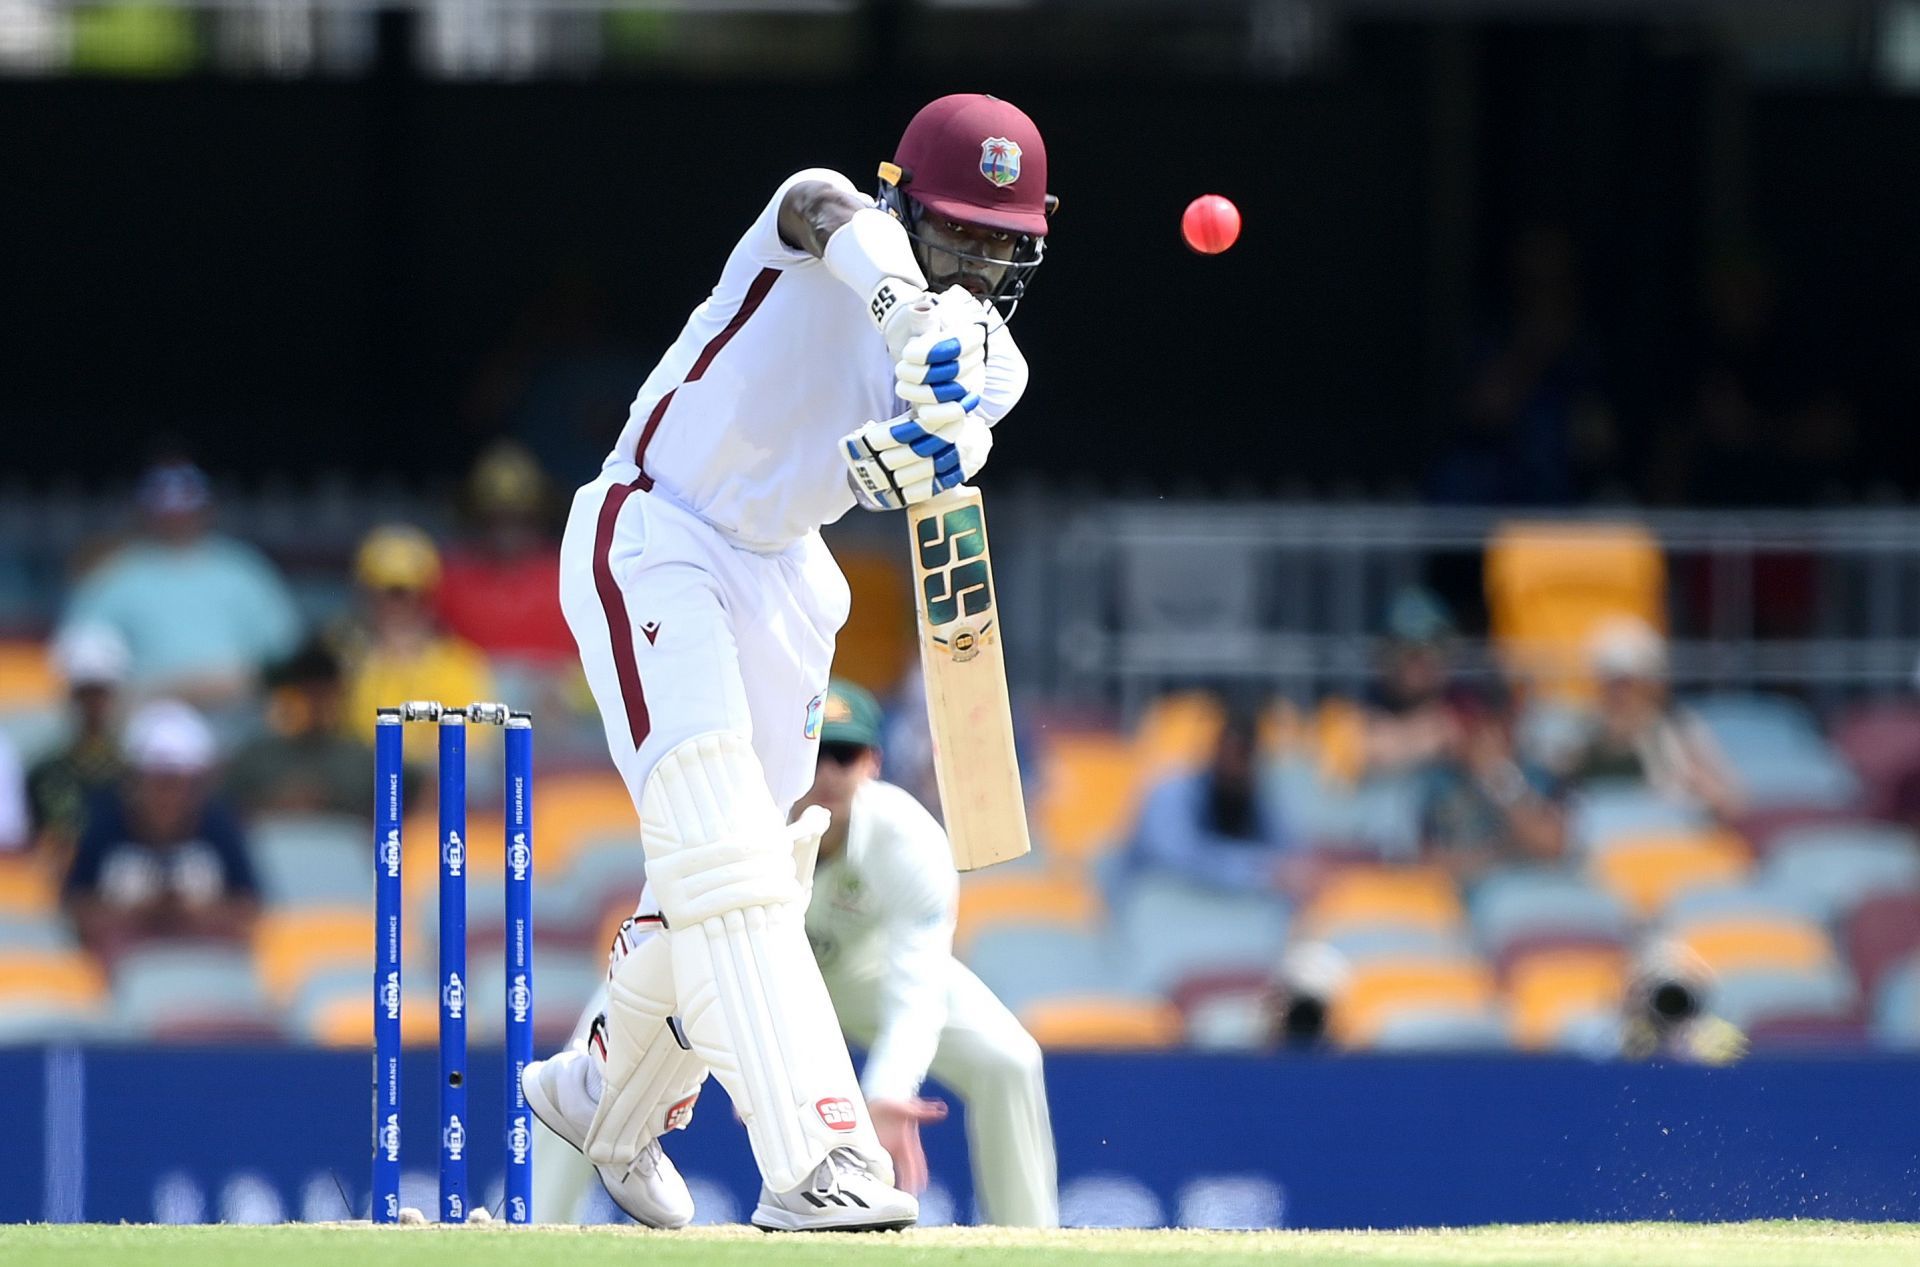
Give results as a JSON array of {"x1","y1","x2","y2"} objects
[{"x1": 6, "y1": 18, "x2": 1919, "y2": 498}]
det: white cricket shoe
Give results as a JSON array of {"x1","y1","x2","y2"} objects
[
  {"x1": 521, "y1": 1051, "x2": 695, "y2": 1229},
  {"x1": 751, "y1": 1147, "x2": 918, "y2": 1233}
]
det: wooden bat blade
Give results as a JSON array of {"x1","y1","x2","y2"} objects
[{"x1": 906, "y1": 486, "x2": 1032, "y2": 871}]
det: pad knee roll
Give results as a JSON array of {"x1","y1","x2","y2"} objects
[{"x1": 642, "y1": 732, "x2": 800, "y2": 923}]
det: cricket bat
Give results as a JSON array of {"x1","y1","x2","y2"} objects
[{"x1": 907, "y1": 484, "x2": 1033, "y2": 870}]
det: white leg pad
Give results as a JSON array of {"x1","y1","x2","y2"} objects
[
  {"x1": 642, "y1": 732, "x2": 888, "y2": 1194},
  {"x1": 583, "y1": 932, "x2": 709, "y2": 1167}
]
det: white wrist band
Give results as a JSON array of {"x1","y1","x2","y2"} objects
[{"x1": 823, "y1": 207, "x2": 928, "y2": 331}]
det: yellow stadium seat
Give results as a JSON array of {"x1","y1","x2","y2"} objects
[
  {"x1": 254, "y1": 907, "x2": 368, "y2": 1004},
  {"x1": 1297, "y1": 867, "x2": 1466, "y2": 940},
  {"x1": 308, "y1": 990, "x2": 438, "y2": 1049},
  {"x1": 399, "y1": 771, "x2": 637, "y2": 898},
  {"x1": 1676, "y1": 916, "x2": 1835, "y2": 975},
  {"x1": 0, "y1": 950, "x2": 107, "y2": 1008},
  {"x1": 1019, "y1": 997, "x2": 1184, "y2": 1050},
  {"x1": 954, "y1": 871, "x2": 1103, "y2": 954},
  {"x1": 1133, "y1": 692, "x2": 1225, "y2": 778},
  {"x1": 831, "y1": 551, "x2": 916, "y2": 697},
  {"x1": 0, "y1": 640, "x2": 58, "y2": 710},
  {"x1": 1588, "y1": 832, "x2": 1750, "y2": 920},
  {"x1": 1034, "y1": 734, "x2": 1142, "y2": 864},
  {"x1": 0, "y1": 855, "x2": 59, "y2": 916},
  {"x1": 1313, "y1": 697, "x2": 1369, "y2": 786},
  {"x1": 1506, "y1": 946, "x2": 1628, "y2": 1049},
  {"x1": 1332, "y1": 957, "x2": 1497, "y2": 1048},
  {"x1": 1485, "y1": 521, "x2": 1665, "y2": 699}
]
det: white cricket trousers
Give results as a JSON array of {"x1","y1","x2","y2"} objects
[
  {"x1": 558, "y1": 459, "x2": 850, "y2": 814},
  {"x1": 826, "y1": 960, "x2": 1060, "y2": 1228}
]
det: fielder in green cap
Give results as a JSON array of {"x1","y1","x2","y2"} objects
[{"x1": 791, "y1": 675, "x2": 1059, "y2": 1226}]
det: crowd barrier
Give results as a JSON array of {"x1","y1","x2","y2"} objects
[{"x1": 5, "y1": 1047, "x2": 1916, "y2": 1228}]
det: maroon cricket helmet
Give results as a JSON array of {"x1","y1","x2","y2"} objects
[{"x1": 889, "y1": 94, "x2": 1051, "y2": 237}]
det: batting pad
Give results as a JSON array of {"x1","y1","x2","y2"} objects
[
  {"x1": 585, "y1": 934, "x2": 709, "y2": 1168},
  {"x1": 641, "y1": 733, "x2": 889, "y2": 1194}
]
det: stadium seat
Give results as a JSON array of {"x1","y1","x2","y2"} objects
[
  {"x1": 1034, "y1": 733, "x2": 1142, "y2": 864},
  {"x1": 1019, "y1": 997, "x2": 1184, "y2": 1050},
  {"x1": 1832, "y1": 701, "x2": 1920, "y2": 820},
  {"x1": 1569, "y1": 783, "x2": 1711, "y2": 852},
  {"x1": 1688, "y1": 694, "x2": 1828, "y2": 763},
  {"x1": 1671, "y1": 914, "x2": 1837, "y2": 976},
  {"x1": 1484, "y1": 521, "x2": 1665, "y2": 699},
  {"x1": 0, "y1": 639, "x2": 57, "y2": 710},
  {"x1": 1724, "y1": 751, "x2": 1861, "y2": 812},
  {"x1": 1331, "y1": 955, "x2": 1497, "y2": 1048},
  {"x1": 1710, "y1": 964, "x2": 1858, "y2": 1030},
  {"x1": 295, "y1": 967, "x2": 436, "y2": 1048},
  {"x1": 1132, "y1": 691, "x2": 1225, "y2": 777},
  {"x1": 1588, "y1": 830, "x2": 1750, "y2": 919},
  {"x1": 0, "y1": 1001, "x2": 112, "y2": 1043},
  {"x1": 1470, "y1": 867, "x2": 1630, "y2": 957},
  {"x1": 1505, "y1": 945, "x2": 1628, "y2": 1050},
  {"x1": 1320, "y1": 926, "x2": 1472, "y2": 963},
  {"x1": 524, "y1": 771, "x2": 640, "y2": 873},
  {"x1": 468, "y1": 949, "x2": 602, "y2": 1046},
  {"x1": 113, "y1": 942, "x2": 275, "y2": 1038},
  {"x1": 1873, "y1": 953, "x2": 1920, "y2": 1047},
  {"x1": 0, "y1": 703, "x2": 63, "y2": 760},
  {"x1": 1760, "y1": 823, "x2": 1920, "y2": 922},
  {"x1": 1268, "y1": 760, "x2": 1422, "y2": 858},
  {"x1": 1369, "y1": 1006, "x2": 1511, "y2": 1051},
  {"x1": 0, "y1": 854, "x2": 58, "y2": 917},
  {"x1": 1297, "y1": 866, "x2": 1465, "y2": 941},
  {"x1": 954, "y1": 870, "x2": 1103, "y2": 954},
  {"x1": 250, "y1": 812, "x2": 371, "y2": 908},
  {"x1": 0, "y1": 913, "x2": 79, "y2": 952},
  {"x1": 0, "y1": 948, "x2": 108, "y2": 1011},
  {"x1": 253, "y1": 907, "x2": 366, "y2": 1005},
  {"x1": 1111, "y1": 874, "x2": 1289, "y2": 993},
  {"x1": 1171, "y1": 969, "x2": 1274, "y2": 1051},
  {"x1": 1846, "y1": 892, "x2": 1920, "y2": 997},
  {"x1": 966, "y1": 926, "x2": 1127, "y2": 1014}
]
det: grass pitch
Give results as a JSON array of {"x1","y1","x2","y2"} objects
[{"x1": 2, "y1": 1222, "x2": 1915, "y2": 1267}]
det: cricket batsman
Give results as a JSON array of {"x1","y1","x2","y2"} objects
[
  {"x1": 533, "y1": 681, "x2": 1060, "y2": 1227},
  {"x1": 526, "y1": 94, "x2": 1054, "y2": 1231}
]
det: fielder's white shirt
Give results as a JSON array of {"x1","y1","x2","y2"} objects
[
  {"x1": 609, "y1": 168, "x2": 1027, "y2": 553},
  {"x1": 805, "y1": 778, "x2": 959, "y2": 1103}
]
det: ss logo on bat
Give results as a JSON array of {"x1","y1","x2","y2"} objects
[{"x1": 916, "y1": 505, "x2": 993, "y2": 660}]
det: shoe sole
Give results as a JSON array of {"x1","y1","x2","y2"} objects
[
  {"x1": 750, "y1": 1203, "x2": 916, "y2": 1233},
  {"x1": 522, "y1": 1059, "x2": 691, "y2": 1230}
]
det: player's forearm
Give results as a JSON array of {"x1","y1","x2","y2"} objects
[{"x1": 861, "y1": 931, "x2": 953, "y2": 1101}]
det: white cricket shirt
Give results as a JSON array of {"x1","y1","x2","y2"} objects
[{"x1": 608, "y1": 168, "x2": 1026, "y2": 553}]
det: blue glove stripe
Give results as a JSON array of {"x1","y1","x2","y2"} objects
[
  {"x1": 889, "y1": 418, "x2": 952, "y2": 457},
  {"x1": 922, "y1": 336, "x2": 963, "y2": 364},
  {"x1": 919, "y1": 360, "x2": 962, "y2": 385},
  {"x1": 933, "y1": 449, "x2": 963, "y2": 481},
  {"x1": 845, "y1": 438, "x2": 865, "y2": 461},
  {"x1": 933, "y1": 466, "x2": 962, "y2": 491},
  {"x1": 928, "y1": 380, "x2": 975, "y2": 404}
]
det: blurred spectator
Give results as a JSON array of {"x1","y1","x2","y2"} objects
[
  {"x1": 1126, "y1": 706, "x2": 1291, "y2": 891},
  {"x1": 225, "y1": 639, "x2": 370, "y2": 820},
  {"x1": 340, "y1": 525, "x2": 495, "y2": 772},
  {"x1": 436, "y1": 442, "x2": 573, "y2": 663},
  {"x1": 1417, "y1": 691, "x2": 1566, "y2": 884},
  {"x1": 25, "y1": 624, "x2": 131, "y2": 855},
  {"x1": 1361, "y1": 588, "x2": 1462, "y2": 777},
  {"x1": 1558, "y1": 618, "x2": 1741, "y2": 819},
  {"x1": 63, "y1": 700, "x2": 259, "y2": 962},
  {"x1": 0, "y1": 732, "x2": 26, "y2": 853},
  {"x1": 1428, "y1": 226, "x2": 1617, "y2": 506},
  {"x1": 59, "y1": 460, "x2": 303, "y2": 708}
]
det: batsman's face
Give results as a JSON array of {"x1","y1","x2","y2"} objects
[{"x1": 915, "y1": 213, "x2": 1017, "y2": 300}]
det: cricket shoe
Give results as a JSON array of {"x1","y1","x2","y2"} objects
[
  {"x1": 521, "y1": 1051, "x2": 695, "y2": 1229},
  {"x1": 751, "y1": 1147, "x2": 918, "y2": 1233}
]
